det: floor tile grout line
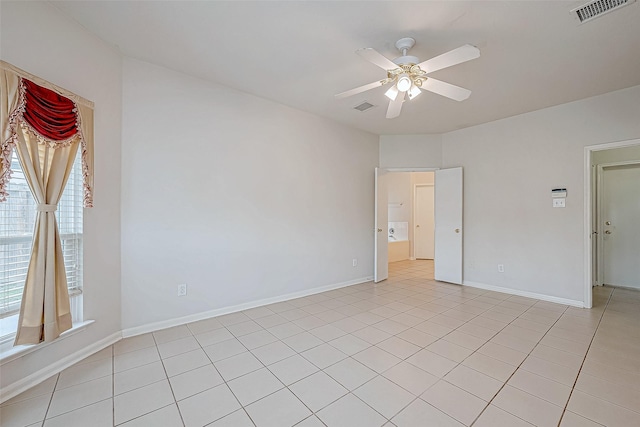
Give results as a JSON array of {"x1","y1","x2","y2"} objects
[
  {"x1": 153, "y1": 331, "x2": 187, "y2": 427},
  {"x1": 190, "y1": 320, "x2": 259, "y2": 427},
  {"x1": 40, "y1": 356, "x2": 114, "y2": 393},
  {"x1": 556, "y1": 286, "x2": 614, "y2": 427},
  {"x1": 113, "y1": 402, "x2": 176, "y2": 427},
  {"x1": 111, "y1": 345, "x2": 115, "y2": 427},
  {"x1": 465, "y1": 299, "x2": 573, "y2": 426},
  {"x1": 42, "y1": 370, "x2": 117, "y2": 423},
  {"x1": 39, "y1": 372, "x2": 59, "y2": 426},
  {"x1": 115, "y1": 330, "x2": 205, "y2": 424},
  {"x1": 42, "y1": 396, "x2": 114, "y2": 425},
  {"x1": 465, "y1": 291, "x2": 615, "y2": 426},
  {"x1": 109, "y1": 333, "x2": 182, "y2": 426}
]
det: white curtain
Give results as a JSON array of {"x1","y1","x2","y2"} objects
[{"x1": 12, "y1": 127, "x2": 79, "y2": 344}]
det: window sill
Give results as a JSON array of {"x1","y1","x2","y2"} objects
[{"x1": 0, "y1": 320, "x2": 94, "y2": 366}]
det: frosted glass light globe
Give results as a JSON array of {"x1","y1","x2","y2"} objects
[{"x1": 396, "y1": 75, "x2": 411, "y2": 92}]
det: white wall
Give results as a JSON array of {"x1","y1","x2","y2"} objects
[
  {"x1": 121, "y1": 59, "x2": 378, "y2": 330},
  {"x1": 387, "y1": 173, "x2": 412, "y2": 223},
  {"x1": 442, "y1": 85, "x2": 640, "y2": 304},
  {"x1": 380, "y1": 134, "x2": 442, "y2": 168},
  {"x1": 0, "y1": 1, "x2": 122, "y2": 391}
]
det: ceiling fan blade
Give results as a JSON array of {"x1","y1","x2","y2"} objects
[
  {"x1": 335, "y1": 80, "x2": 386, "y2": 99},
  {"x1": 386, "y1": 92, "x2": 405, "y2": 119},
  {"x1": 417, "y1": 44, "x2": 480, "y2": 74},
  {"x1": 423, "y1": 78, "x2": 471, "y2": 101},
  {"x1": 356, "y1": 48, "x2": 400, "y2": 71}
]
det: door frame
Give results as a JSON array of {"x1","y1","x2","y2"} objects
[
  {"x1": 374, "y1": 168, "x2": 388, "y2": 283},
  {"x1": 584, "y1": 138, "x2": 640, "y2": 308},
  {"x1": 596, "y1": 160, "x2": 640, "y2": 286},
  {"x1": 413, "y1": 183, "x2": 435, "y2": 260}
]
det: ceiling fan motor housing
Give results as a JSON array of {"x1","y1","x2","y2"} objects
[{"x1": 393, "y1": 55, "x2": 419, "y2": 66}]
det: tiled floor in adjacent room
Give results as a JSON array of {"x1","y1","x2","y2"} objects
[{"x1": 2, "y1": 260, "x2": 640, "y2": 426}]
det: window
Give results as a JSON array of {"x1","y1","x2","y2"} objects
[{"x1": 0, "y1": 150, "x2": 83, "y2": 340}]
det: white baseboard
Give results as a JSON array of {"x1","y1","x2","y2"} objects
[
  {"x1": 122, "y1": 276, "x2": 374, "y2": 338},
  {"x1": 0, "y1": 331, "x2": 122, "y2": 404},
  {"x1": 463, "y1": 280, "x2": 585, "y2": 308}
]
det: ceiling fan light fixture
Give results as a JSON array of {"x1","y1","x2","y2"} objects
[
  {"x1": 385, "y1": 85, "x2": 399, "y2": 101},
  {"x1": 396, "y1": 75, "x2": 412, "y2": 92},
  {"x1": 408, "y1": 84, "x2": 422, "y2": 100}
]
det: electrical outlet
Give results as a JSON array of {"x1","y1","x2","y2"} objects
[
  {"x1": 177, "y1": 283, "x2": 187, "y2": 296},
  {"x1": 553, "y1": 198, "x2": 566, "y2": 208},
  {"x1": 352, "y1": 258, "x2": 358, "y2": 267},
  {"x1": 497, "y1": 264, "x2": 505, "y2": 273}
]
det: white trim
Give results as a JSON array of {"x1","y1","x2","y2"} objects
[
  {"x1": 598, "y1": 160, "x2": 640, "y2": 168},
  {"x1": 463, "y1": 281, "x2": 584, "y2": 308},
  {"x1": 0, "y1": 320, "x2": 95, "y2": 366},
  {"x1": 584, "y1": 138, "x2": 640, "y2": 309},
  {"x1": 374, "y1": 168, "x2": 387, "y2": 283},
  {"x1": 0, "y1": 330, "x2": 121, "y2": 404},
  {"x1": 122, "y1": 276, "x2": 373, "y2": 338},
  {"x1": 384, "y1": 167, "x2": 439, "y2": 173},
  {"x1": 584, "y1": 146, "x2": 594, "y2": 307},
  {"x1": 596, "y1": 163, "x2": 603, "y2": 287},
  {"x1": 586, "y1": 139, "x2": 640, "y2": 153}
]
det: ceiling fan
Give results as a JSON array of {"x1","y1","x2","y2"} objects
[{"x1": 335, "y1": 38, "x2": 480, "y2": 119}]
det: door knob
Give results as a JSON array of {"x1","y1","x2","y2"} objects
[
  {"x1": 455, "y1": 228, "x2": 460, "y2": 233},
  {"x1": 416, "y1": 225, "x2": 420, "y2": 228},
  {"x1": 605, "y1": 230, "x2": 612, "y2": 234},
  {"x1": 605, "y1": 221, "x2": 611, "y2": 225}
]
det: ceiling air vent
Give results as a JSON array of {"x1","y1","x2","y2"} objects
[
  {"x1": 571, "y1": 0, "x2": 636, "y2": 23},
  {"x1": 354, "y1": 101, "x2": 375, "y2": 112}
]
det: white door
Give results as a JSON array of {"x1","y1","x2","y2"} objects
[
  {"x1": 602, "y1": 165, "x2": 640, "y2": 289},
  {"x1": 434, "y1": 167, "x2": 463, "y2": 284},
  {"x1": 415, "y1": 185, "x2": 435, "y2": 259},
  {"x1": 374, "y1": 168, "x2": 388, "y2": 282}
]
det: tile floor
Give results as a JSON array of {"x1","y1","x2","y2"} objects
[{"x1": 2, "y1": 260, "x2": 640, "y2": 427}]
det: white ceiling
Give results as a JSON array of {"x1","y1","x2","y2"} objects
[{"x1": 51, "y1": 1, "x2": 640, "y2": 135}]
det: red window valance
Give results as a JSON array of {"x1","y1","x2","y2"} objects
[{"x1": 22, "y1": 79, "x2": 79, "y2": 141}]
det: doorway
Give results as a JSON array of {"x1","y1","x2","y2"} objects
[
  {"x1": 585, "y1": 139, "x2": 640, "y2": 307},
  {"x1": 384, "y1": 171, "x2": 435, "y2": 265},
  {"x1": 598, "y1": 163, "x2": 640, "y2": 289},
  {"x1": 375, "y1": 167, "x2": 463, "y2": 284}
]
